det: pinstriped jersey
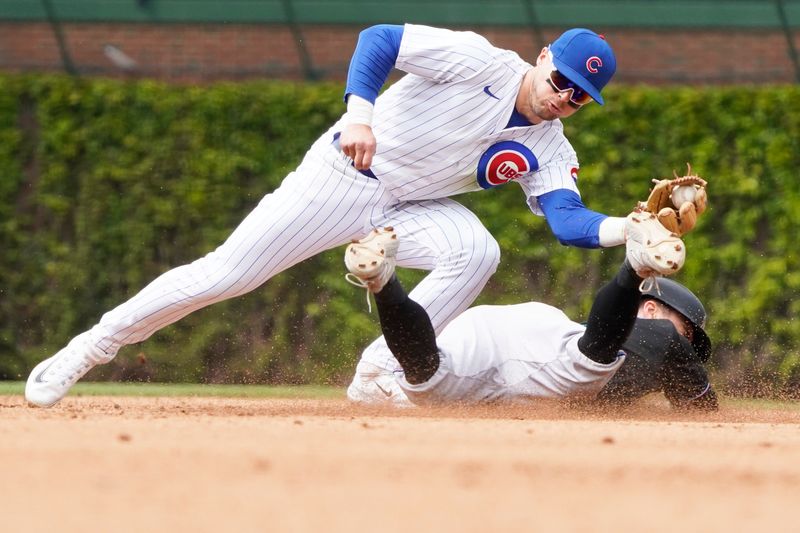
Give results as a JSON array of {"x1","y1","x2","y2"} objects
[
  {"x1": 427, "y1": 301, "x2": 622, "y2": 402},
  {"x1": 319, "y1": 23, "x2": 581, "y2": 215}
]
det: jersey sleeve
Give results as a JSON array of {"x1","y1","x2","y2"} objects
[
  {"x1": 395, "y1": 24, "x2": 498, "y2": 83},
  {"x1": 537, "y1": 189, "x2": 606, "y2": 248},
  {"x1": 517, "y1": 131, "x2": 581, "y2": 215},
  {"x1": 344, "y1": 24, "x2": 404, "y2": 104}
]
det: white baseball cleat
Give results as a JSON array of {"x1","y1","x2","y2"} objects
[
  {"x1": 25, "y1": 332, "x2": 113, "y2": 407},
  {"x1": 346, "y1": 362, "x2": 414, "y2": 408},
  {"x1": 344, "y1": 227, "x2": 399, "y2": 294},
  {"x1": 625, "y1": 210, "x2": 686, "y2": 278}
]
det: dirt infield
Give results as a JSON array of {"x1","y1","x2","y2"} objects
[{"x1": 2, "y1": 394, "x2": 799, "y2": 533}]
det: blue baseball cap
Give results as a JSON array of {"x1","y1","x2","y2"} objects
[{"x1": 550, "y1": 28, "x2": 616, "y2": 105}]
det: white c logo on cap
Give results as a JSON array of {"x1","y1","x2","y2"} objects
[{"x1": 586, "y1": 56, "x2": 602, "y2": 73}]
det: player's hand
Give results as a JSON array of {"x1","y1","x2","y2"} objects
[{"x1": 340, "y1": 123, "x2": 376, "y2": 170}]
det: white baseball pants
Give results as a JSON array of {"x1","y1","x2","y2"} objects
[{"x1": 84, "y1": 144, "x2": 501, "y2": 365}]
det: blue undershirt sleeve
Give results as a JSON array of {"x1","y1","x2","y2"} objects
[
  {"x1": 344, "y1": 24, "x2": 404, "y2": 104},
  {"x1": 537, "y1": 189, "x2": 607, "y2": 249}
]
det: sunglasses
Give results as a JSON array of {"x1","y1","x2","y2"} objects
[{"x1": 546, "y1": 69, "x2": 594, "y2": 109}]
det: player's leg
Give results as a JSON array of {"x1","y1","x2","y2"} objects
[
  {"x1": 348, "y1": 199, "x2": 501, "y2": 404},
  {"x1": 344, "y1": 228, "x2": 440, "y2": 384},
  {"x1": 92, "y1": 165, "x2": 387, "y2": 353},
  {"x1": 387, "y1": 199, "x2": 501, "y2": 331},
  {"x1": 372, "y1": 277, "x2": 440, "y2": 384},
  {"x1": 26, "y1": 149, "x2": 392, "y2": 407}
]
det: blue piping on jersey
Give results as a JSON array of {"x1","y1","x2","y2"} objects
[
  {"x1": 537, "y1": 189, "x2": 606, "y2": 248},
  {"x1": 344, "y1": 25, "x2": 404, "y2": 104}
]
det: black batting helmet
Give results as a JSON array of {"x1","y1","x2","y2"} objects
[{"x1": 641, "y1": 278, "x2": 712, "y2": 362}]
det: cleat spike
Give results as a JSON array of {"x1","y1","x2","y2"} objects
[{"x1": 344, "y1": 227, "x2": 400, "y2": 296}]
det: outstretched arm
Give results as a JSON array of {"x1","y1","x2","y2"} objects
[
  {"x1": 577, "y1": 260, "x2": 643, "y2": 364},
  {"x1": 537, "y1": 189, "x2": 626, "y2": 248}
]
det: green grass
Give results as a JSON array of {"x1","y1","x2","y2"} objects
[
  {"x1": 2, "y1": 381, "x2": 798, "y2": 410},
  {"x1": 718, "y1": 395, "x2": 800, "y2": 412},
  {"x1": 0, "y1": 381, "x2": 345, "y2": 399}
]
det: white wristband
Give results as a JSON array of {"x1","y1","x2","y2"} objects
[
  {"x1": 598, "y1": 216, "x2": 626, "y2": 247},
  {"x1": 345, "y1": 94, "x2": 374, "y2": 126}
]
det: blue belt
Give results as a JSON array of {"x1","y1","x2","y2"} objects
[
  {"x1": 358, "y1": 167, "x2": 379, "y2": 180},
  {"x1": 332, "y1": 132, "x2": 378, "y2": 180}
]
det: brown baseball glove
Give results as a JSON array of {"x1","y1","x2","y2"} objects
[{"x1": 640, "y1": 163, "x2": 708, "y2": 236}]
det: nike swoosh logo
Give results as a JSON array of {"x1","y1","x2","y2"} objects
[
  {"x1": 483, "y1": 85, "x2": 500, "y2": 100},
  {"x1": 374, "y1": 381, "x2": 393, "y2": 398},
  {"x1": 34, "y1": 358, "x2": 57, "y2": 383}
]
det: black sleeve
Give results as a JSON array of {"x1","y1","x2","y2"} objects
[{"x1": 578, "y1": 261, "x2": 642, "y2": 364}]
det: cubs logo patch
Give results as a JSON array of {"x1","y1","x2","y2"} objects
[
  {"x1": 476, "y1": 141, "x2": 538, "y2": 189},
  {"x1": 586, "y1": 56, "x2": 603, "y2": 73}
]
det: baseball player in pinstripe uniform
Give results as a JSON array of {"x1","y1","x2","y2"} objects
[
  {"x1": 27, "y1": 24, "x2": 627, "y2": 408},
  {"x1": 343, "y1": 225, "x2": 717, "y2": 409}
]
